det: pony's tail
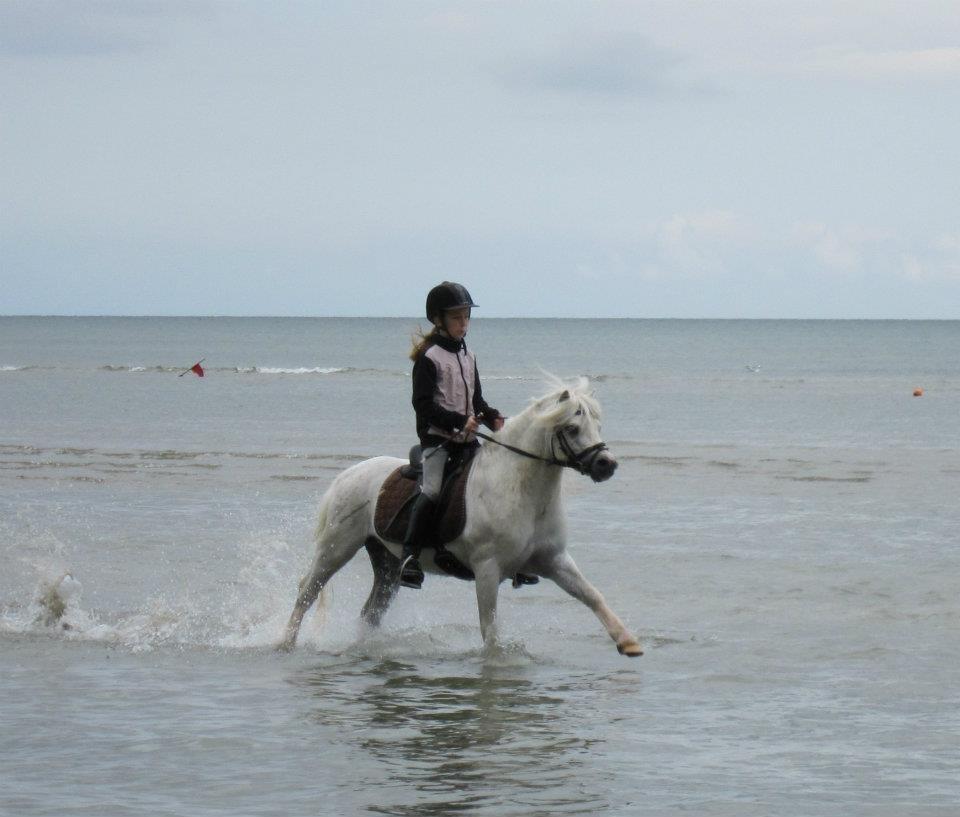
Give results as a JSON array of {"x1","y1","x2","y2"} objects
[
  {"x1": 300, "y1": 489, "x2": 336, "y2": 634},
  {"x1": 314, "y1": 487, "x2": 335, "y2": 547},
  {"x1": 409, "y1": 325, "x2": 437, "y2": 361},
  {"x1": 312, "y1": 585, "x2": 331, "y2": 634}
]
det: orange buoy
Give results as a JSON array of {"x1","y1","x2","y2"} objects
[{"x1": 913, "y1": 388, "x2": 924, "y2": 397}]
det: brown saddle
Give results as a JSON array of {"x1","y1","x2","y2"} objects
[{"x1": 373, "y1": 456, "x2": 475, "y2": 547}]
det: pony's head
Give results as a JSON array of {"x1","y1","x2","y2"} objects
[{"x1": 527, "y1": 377, "x2": 618, "y2": 482}]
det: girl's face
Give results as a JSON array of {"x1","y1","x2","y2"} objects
[{"x1": 439, "y1": 307, "x2": 471, "y2": 340}]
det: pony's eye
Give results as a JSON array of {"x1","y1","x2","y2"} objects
[
  {"x1": 565, "y1": 425, "x2": 580, "y2": 436},
  {"x1": 574, "y1": 409, "x2": 583, "y2": 416}
]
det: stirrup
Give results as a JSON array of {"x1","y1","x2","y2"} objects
[
  {"x1": 399, "y1": 554, "x2": 424, "y2": 590},
  {"x1": 512, "y1": 573, "x2": 539, "y2": 588}
]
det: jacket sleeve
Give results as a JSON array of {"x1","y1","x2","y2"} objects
[
  {"x1": 412, "y1": 354, "x2": 468, "y2": 432},
  {"x1": 472, "y1": 364, "x2": 501, "y2": 428}
]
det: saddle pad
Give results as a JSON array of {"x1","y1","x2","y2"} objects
[{"x1": 373, "y1": 459, "x2": 473, "y2": 546}]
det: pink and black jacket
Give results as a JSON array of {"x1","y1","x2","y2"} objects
[{"x1": 412, "y1": 333, "x2": 501, "y2": 449}]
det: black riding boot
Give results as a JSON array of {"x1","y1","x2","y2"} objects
[{"x1": 400, "y1": 494, "x2": 435, "y2": 589}]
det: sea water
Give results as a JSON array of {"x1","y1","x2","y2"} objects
[{"x1": 1, "y1": 317, "x2": 958, "y2": 816}]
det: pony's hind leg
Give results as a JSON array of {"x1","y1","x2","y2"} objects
[
  {"x1": 278, "y1": 504, "x2": 369, "y2": 651},
  {"x1": 278, "y1": 543, "x2": 352, "y2": 651},
  {"x1": 277, "y1": 456, "x2": 401, "y2": 652},
  {"x1": 360, "y1": 538, "x2": 401, "y2": 627}
]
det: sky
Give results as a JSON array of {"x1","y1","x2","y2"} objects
[{"x1": 2, "y1": 1, "x2": 959, "y2": 318}]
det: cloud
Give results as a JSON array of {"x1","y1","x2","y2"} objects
[
  {"x1": 803, "y1": 47, "x2": 960, "y2": 82},
  {"x1": 638, "y1": 210, "x2": 757, "y2": 279},
  {"x1": 421, "y1": 10, "x2": 478, "y2": 34},
  {"x1": 0, "y1": 0, "x2": 211, "y2": 58},
  {"x1": 901, "y1": 255, "x2": 926, "y2": 281},
  {"x1": 901, "y1": 233, "x2": 960, "y2": 281},
  {"x1": 787, "y1": 223, "x2": 960, "y2": 282},
  {"x1": 637, "y1": 213, "x2": 960, "y2": 287},
  {"x1": 792, "y1": 222, "x2": 866, "y2": 274},
  {"x1": 664, "y1": 211, "x2": 754, "y2": 242},
  {"x1": 934, "y1": 232, "x2": 960, "y2": 253},
  {"x1": 503, "y1": 32, "x2": 714, "y2": 98}
]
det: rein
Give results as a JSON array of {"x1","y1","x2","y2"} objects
[{"x1": 472, "y1": 428, "x2": 607, "y2": 475}]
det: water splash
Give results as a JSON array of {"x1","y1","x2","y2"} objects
[{"x1": 35, "y1": 572, "x2": 82, "y2": 628}]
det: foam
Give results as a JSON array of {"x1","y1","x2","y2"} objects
[{"x1": 249, "y1": 366, "x2": 348, "y2": 375}]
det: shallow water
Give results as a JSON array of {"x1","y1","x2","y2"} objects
[{"x1": 2, "y1": 317, "x2": 959, "y2": 815}]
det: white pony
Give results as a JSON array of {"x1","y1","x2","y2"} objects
[{"x1": 278, "y1": 378, "x2": 642, "y2": 657}]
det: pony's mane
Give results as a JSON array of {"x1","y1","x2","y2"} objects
[{"x1": 525, "y1": 375, "x2": 601, "y2": 427}]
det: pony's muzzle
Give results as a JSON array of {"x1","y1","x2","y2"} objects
[{"x1": 589, "y1": 452, "x2": 618, "y2": 482}]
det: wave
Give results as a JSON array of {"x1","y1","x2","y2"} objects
[
  {"x1": 235, "y1": 366, "x2": 410, "y2": 378},
  {"x1": 235, "y1": 366, "x2": 350, "y2": 375},
  {"x1": 0, "y1": 444, "x2": 370, "y2": 472},
  {"x1": 1, "y1": 364, "x2": 53, "y2": 372},
  {"x1": 0, "y1": 364, "x2": 624, "y2": 380},
  {"x1": 0, "y1": 444, "x2": 43, "y2": 454},
  {"x1": 86, "y1": 364, "x2": 405, "y2": 377},
  {"x1": 8, "y1": 363, "x2": 614, "y2": 380},
  {"x1": 100, "y1": 364, "x2": 182, "y2": 373}
]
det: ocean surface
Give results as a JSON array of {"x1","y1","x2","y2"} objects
[{"x1": 1, "y1": 316, "x2": 958, "y2": 816}]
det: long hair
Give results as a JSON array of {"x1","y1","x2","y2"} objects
[{"x1": 409, "y1": 325, "x2": 438, "y2": 361}]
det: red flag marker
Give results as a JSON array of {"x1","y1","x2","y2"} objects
[{"x1": 178, "y1": 359, "x2": 205, "y2": 378}]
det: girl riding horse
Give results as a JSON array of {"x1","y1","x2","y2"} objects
[
  {"x1": 278, "y1": 374, "x2": 642, "y2": 657},
  {"x1": 401, "y1": 282, "x2": 505, "y2": 589}
]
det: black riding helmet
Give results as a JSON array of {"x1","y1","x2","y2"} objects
[{"x1": 425, "y1": 281, "x2": 478, "y2": 323}]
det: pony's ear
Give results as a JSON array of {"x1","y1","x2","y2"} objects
[{"x1": 558, "y1": 390, "x2": 570, "y2": 402}]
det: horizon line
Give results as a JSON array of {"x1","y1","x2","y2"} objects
[{"x1": 1, "y1": 314, "x2": 957, "y2": 322}]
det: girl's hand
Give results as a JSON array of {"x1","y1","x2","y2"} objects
[
  {"x1": 490, "y1": 415, "x2": 505, "y2": 432},
  {"x1": 464, "y1": 415, "x2": 480, "y2": 434}
]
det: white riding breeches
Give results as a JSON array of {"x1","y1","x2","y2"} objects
[{"x1": 420, "y1": 446, "x2": 448, "y2": 502}]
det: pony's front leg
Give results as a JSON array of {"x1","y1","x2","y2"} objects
[
  {"x1": 544, "y1": 552, "x2": 643, "y2": 657},
  {"x1": 473, "y1": 559, "x2": 502, "y2": 650}
]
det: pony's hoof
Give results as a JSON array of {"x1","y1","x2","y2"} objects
[
  {"x1": 617, "y1": 641, "x2": 643, "y2": 657},
  {"x1": 275, "y1": 639, "x2": 296, "y2": 653}
]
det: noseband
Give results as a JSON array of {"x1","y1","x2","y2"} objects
[{"x1": 552, "y1": 427, "x2": 609, "y2": 476}]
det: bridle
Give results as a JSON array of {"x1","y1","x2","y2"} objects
[
  {"x1": 471, "y1": 426, "x2": 609, "y2": 476},
  {"x1": 552, "y1": 427, "x2": 609, "y2": 475}
]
